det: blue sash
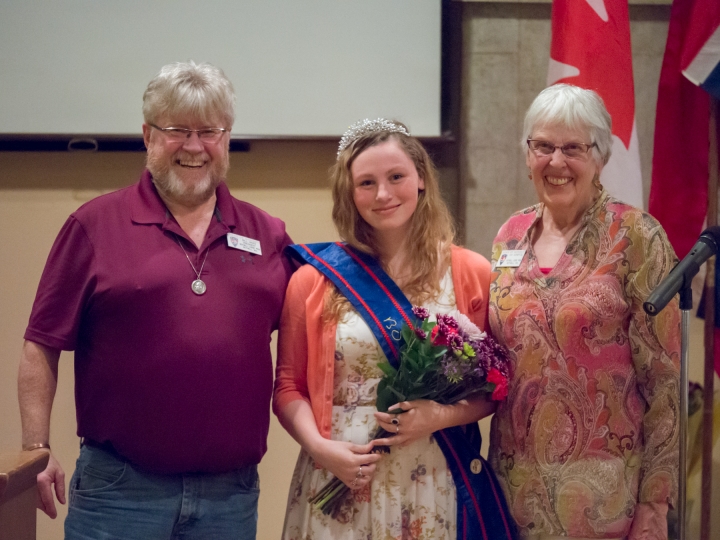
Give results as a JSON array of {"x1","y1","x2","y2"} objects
[{"x1": 287, "y1": 242, "x2": 517, "y2": 540}]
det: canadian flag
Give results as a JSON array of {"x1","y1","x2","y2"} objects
[{"x1": 547, "y1": 0, "x2": 643, "y2": 209}]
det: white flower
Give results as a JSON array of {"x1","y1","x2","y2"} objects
[{"x1": 447, "y1": 310, "x2": 486, "y2": 341}]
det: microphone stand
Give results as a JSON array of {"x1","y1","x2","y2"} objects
[
  {"x1": 644, "y1": 228, "x2": 720, "y2": 540},
  {"x1": 677, "y1": 284, "x2": 691, "y2": 540}
]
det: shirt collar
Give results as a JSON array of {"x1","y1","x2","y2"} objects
[
  {"x1": 532, "y1": 188, "x2": 608, "y2": 227},
  {"x1": 129, "y1": 169, "x2": 167, "y2": 225},
  {"x1": 129, "y1": 169, "x2": 238, "y2": 231}
]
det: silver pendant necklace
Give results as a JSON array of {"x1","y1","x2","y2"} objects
[{"x1": 175, "y1": 237, "x2": 209, "y2": 295}]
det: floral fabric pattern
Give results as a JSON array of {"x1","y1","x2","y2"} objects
[
  {"x1": 282, "y1": 272, "x2": 458, "y2": 540},
  {"x1": 487, "y1": 191, "x2": 681, "y2": 539}
]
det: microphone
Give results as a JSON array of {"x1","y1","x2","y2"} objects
[{"x1": 644, "y1": 226, "x2": 720, "y2": 315}]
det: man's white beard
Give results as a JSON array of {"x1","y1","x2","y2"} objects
[
  {"x1": 147, "y1": 148, "x2": 229, "y2": 206},
  {"x1": 155, "y1": 168, "x2": 217, "y2": 204}
]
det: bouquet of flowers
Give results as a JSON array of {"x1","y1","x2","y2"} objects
[{"x1": 309, "y1": 306, "x2": 511, "y2": 516}]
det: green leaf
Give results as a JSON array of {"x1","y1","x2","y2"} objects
[
  {"x1": 377, "y1": 361, "x2": 397, "y2": 378},
  {"x1": 432, "y1": 347, "x2": 447, "y2": 359},
  {"x1": 404, "y1": 353, "x2": 419, "y2": 372},
  {"x1": 376, "y1": 392, "x2": 391, "y2": 412},
  {"x1": 401, "y1": 325, "x2": 414, "y2": 344}
]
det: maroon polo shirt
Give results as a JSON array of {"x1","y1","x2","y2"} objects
[{"x1": 25, "y1": 170, "x2": 294, "y2": 474}]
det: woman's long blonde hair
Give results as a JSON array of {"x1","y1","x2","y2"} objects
[{"x1": 325, "y1": 125, "x2": 455, "y2": 321}]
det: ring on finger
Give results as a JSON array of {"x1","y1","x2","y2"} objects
[
  {"x1": 396, "y1": 425, "x2": 400, "y2": 434},
  {"x1": 356, "y1": 466, "x2": 363, "y2": 478}
]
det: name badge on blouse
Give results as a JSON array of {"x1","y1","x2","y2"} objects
[
  {"x1": 496, "y1": 249, "x2": 525, "y2": 268},
  {"x1": 226, "y1": 233, "x2": 262, "y2": 255}
]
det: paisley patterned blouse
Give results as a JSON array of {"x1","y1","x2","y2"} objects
[{"x1": 487, "y1": 191, "x2": 681, "y2": 538}]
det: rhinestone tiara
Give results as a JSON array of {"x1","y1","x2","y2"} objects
[{"x1": 337, "y1": 118, "x2": 410, "y2": 159}]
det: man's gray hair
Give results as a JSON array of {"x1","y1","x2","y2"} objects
[
  {"x1": 143, "y1": 61, "x2": 235, "y2": 129},
  {"x1": 522, "y1": 83, "x2": 613, "y2": 165}
]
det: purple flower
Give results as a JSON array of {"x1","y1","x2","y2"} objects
[
  {"x1": 472, "y1": 340, "x2": 493, "y2": 372},
  {"x1": 414, "y1": 327, "x2": 427, "y2": 340},
  {"x1": 470, "y1": 364, "x2": 487, "y2": 379},
  {"x1": 437, "y1": 314, "x2": 459, "y2": 330},
  {"x1": 449, "y1": 333, "x2": 464, "y2": 351},
  {"x1": 412, "y1": 306, "x2": 430, "y2": 320},
  {"x1": 442, "y1": 359, "x2": 464, "y2": 383},
  {"x1": 470, "y1": 336, "x2": 511, "y2": 378}
]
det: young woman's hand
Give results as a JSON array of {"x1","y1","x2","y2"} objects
[
  {"x1": 373, "y1": 395, "x2": 495, "y2": 449},
  {"x1": 309, "y1": 438, "x2": 382, "y2": 490},
  {"x1": 373, "y1": 399, "x2": 447, "y2": 448}
]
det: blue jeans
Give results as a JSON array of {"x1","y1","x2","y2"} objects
[{"x1": 65, "y1": 443, "x2": 259, "y2": 540}]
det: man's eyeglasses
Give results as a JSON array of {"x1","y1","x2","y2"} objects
[
  {"x1": 527, "y1": 139, "x2": 596, "y2": 159},
  {"x1": 149, "y1": 124, "x2": 228, "y2": 143}
]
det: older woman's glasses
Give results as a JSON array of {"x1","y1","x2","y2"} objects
[
  {"x1": 527, "y1": 139, "x2": 596, "y2": 158},
  {"x1": 149, "y1": 124, "x2": 227, "y2": 143}
]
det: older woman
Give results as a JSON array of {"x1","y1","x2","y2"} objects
[{"x1": 488, "y1": 84, "x2": 681, "y2": 540}]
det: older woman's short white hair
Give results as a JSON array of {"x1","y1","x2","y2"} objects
[
  {"x1": 522, "y1": 84, "x2": 613, "y2": 166},
  {"x1": 142, "y1": 61, "x2": 235, "y2": 129}
]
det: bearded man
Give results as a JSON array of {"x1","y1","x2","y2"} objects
[{"x1": 17, "y1": 62, "x2": 294, "y2": 540}]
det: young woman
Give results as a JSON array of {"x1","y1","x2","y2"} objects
[{"x1": 273, "y1": 119, "x2": 514, "y2": 539}]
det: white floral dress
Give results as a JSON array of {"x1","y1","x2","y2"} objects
[{"x1": 281, "y1": 271, "x2": 458, "y2": 540}]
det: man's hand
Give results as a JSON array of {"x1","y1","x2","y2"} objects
[
  {"x1": 36, "y1": 452, "x2": 66, "y2": 518},
  {"x1": 18, "y1": 340, "x2": 63, "y2": 517}
]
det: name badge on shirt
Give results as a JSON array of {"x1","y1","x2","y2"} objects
[
  {"x1": 226, "y1": 233, "x2": 262, "y2": 255},
  {"x1": 496, "y1": 249, "x2": 525, "y2": 268}
]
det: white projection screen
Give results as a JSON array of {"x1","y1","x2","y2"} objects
[{"x1": 0, "y1": 1, "x2": 441, "y2": 139}]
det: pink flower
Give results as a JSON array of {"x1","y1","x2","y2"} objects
[
  {"x1": 487, "y1": 368, "x2": 508, "y2": 401},
  {"x1": 414, "y1": 327, "x2": 427, "y2": 340},
  {"x1": 412, "y1": 306, "x2": 430, "y2": 320},
  {"x1": 449, "y1": 333, "x2": 464, "y2": 352},
  {"x1": 437, "y1": 313, "x2": 459, "y2": 330}
]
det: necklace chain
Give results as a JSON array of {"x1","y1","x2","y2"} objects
[{"x1": 175, "y1": 237, "x2": 209, "y2": 280}]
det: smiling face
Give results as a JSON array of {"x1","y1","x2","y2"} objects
[
  {"x1": 143, "y1": 116, "x2": 230, "y2": 207},
  {"x1": 526, "y1": 124, "x2": 602, "y2": 216},
  {"x1": 350, "y1": 139, "x2": 425, "y2": 241}
]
